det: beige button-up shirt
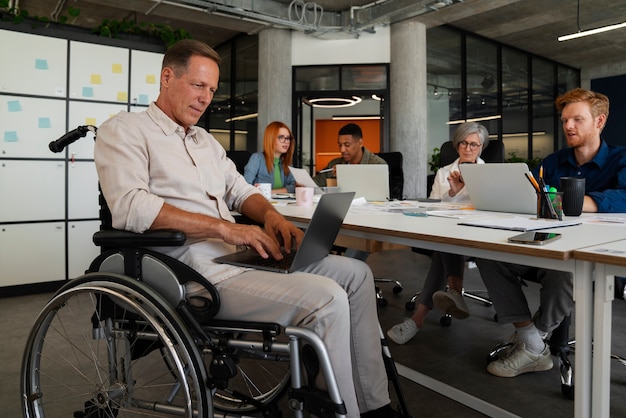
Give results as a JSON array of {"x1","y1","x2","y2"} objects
[{"x1": 95, "y1": 102, "x2": 258, "y2": 283}]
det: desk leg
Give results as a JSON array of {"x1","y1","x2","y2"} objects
[
  {"x1": 574, "y1": 260, "x2": 593, "y2": 418},
  {"x1": 592, "y1": 264, "x2": 613, "y2": 418}
]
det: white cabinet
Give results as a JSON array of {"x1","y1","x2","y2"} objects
[
  {"x1": 0, "y1": 160, "x2": 65, "y2": 222},
  {"x1": 0, "y1": 222, "x2": 66, "y2": 286},
  {"x1": 1, "y1": 28, "x2": 165, "y2": 289},
  {"x1": 68, "y1": 221, "x2": 100, "y2": 279},
  {"x1": 0, "y1": 29, "x2": 67, "y2": 98},
  {"x1": 68, "y1": 161, "x2": 100, "y2": 220}
]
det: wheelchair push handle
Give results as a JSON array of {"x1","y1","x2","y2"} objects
[{"x1": 49, "y1": 125, "x2": 97, "y2": 153}]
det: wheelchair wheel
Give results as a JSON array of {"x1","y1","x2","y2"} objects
[
  {"x1": 22, "y1": 273, "x2": 210, "y2": 418},
  {"x1": 209, "y1": 332, "x2": 291, "y2": 413}
]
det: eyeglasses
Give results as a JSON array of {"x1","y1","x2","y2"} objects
[
  {"x1": 277, "y1": 135, "x2": 292, "y2": 143},
  {"x1": 459, "y1": 141, "x2": 482, "y2": 150}
]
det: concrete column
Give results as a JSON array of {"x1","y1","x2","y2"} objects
[
  {"x1": 258, "y1": 28, "x2": 292, "y2": 147},
  {"x1": 390, "y1": 20, "x2": 428, "y2": 199}
]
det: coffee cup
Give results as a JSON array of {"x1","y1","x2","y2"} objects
[
  {"x1": 257, "y1": 183, "x2": 272, "y2": 200},
  {"x1": 560, "y1": 177, "x2": 585, "y2": 216},
  {"x1": 295, "y1": 187, "x2": 314, "y2": 206}
]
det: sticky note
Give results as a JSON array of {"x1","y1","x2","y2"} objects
[
  {"x1": 7, "y1": 100, "x2": 21, "y2": 112},
  {"x1": 117, "y1": 91, "x2": 128, "y2": 102},
  {"x1": 38, "y1": 117, "x2": 51, "y2": 128},
  {"x1": 35, "y1": 58, "x2": 49, "y2": 70},
  {"x1": 112, "y1": 63, "x2": 123, "y2": 74},
  {"x1": 4, "y1": 131, "x2": 18, "y2": 142},
  {"x1": 85, "y1": 117, "x2": 97, "y2": 126},
  {"x1": 90, "y1": 74, "x2": 102, "y2": 84},
  {"x1": 146, "y1": 74, "x2": 157, "y2": 84},
  {"x1": 138, "y1": 94, "x2": 149, "y2": 105},
  {"x1": 82, "y1": 87, "x2": 94, "y2": 97}
]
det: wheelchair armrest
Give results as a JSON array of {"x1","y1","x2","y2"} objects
[{"x1": 93, "y1": 229, "x2": 186, "y2": 248}]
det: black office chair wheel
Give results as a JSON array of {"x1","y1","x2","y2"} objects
[
  {"x1": 562, "y1": 384, "x2": 575, "y2": 400},
  {"x1": 392, "y1": 285, "x2": 403, "y2": 294},
  {"x1": 378, "y1": 297, "x2": 388, "y2": 307},
  {"x1": 440, "y1": 315, "x2": 452, "y2": 327},
  {"x1": 405, "y1": 301, "x2": 416, "y2": 311},
  {"x1": 493, "y1": 313, "x2": 498, "y2": 322}
]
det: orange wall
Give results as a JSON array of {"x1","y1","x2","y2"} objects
[{"x1": 314, "y1": 119, "x2": 381, "y2": 172}]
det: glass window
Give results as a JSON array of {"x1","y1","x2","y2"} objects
[
  {"x1": 341, "y1": 65, "x2": 387, "y2": 90},
  {"x1": 465, "y1": 35, "x2": 499, "y2": 136},
  {"x1": 427, "y1": 26, "x2": 461, "y2": 154},
  {"x1": 532, "y1": 57, "x2": 556, "y2": 162},
  {"x1": 294, "y1": 66, "x2": 340, "y2": 91},
  {"x1": 502, "y1": 47, "x2": 529, "y2": 162}
]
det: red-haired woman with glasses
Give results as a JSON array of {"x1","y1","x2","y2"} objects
[{"x1": 244, "y1": 121, "x2": 296, "y2": 194}]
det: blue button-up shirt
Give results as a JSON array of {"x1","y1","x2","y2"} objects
[{"x1": 532, "y1": 140, "x2": 626, "y2": 212}]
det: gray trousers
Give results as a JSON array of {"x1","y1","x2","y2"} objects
[
  {"x1": 209, "y1": 255, "x2": 389, "y2": 417},
  {"x1": 419, "y1": 252, "x2": 465, "y2": 309},
  {"x1": 475, "y1": 259, "x2": 573, "y2": 333}
]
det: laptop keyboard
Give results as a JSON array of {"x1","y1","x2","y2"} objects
[{"x1": 252, "y1": 251, "x2": 297, "y2": 270}]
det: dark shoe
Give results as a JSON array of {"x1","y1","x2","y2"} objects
[{"x1": 361, "y1": 403, "x2": 401, "y2": 417}]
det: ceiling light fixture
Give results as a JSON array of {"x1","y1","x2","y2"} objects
[
  {"x1": 305, "y1": 96, "x2": 363, "y2": 108},
  {"x1": 558, "y1": 0, "x2": 626, "y2": 41},
  {"x1": 224, "y1": 113, "x2": 258, "y2": 123},
  {"x1": 447, "y1": 115, "x2": 502, "y2": 125},
  {"x1": 331, "y1": 115, "x2": 381, "y2": 121},
  {"x1": 558, "y1": 21, "x2": 626, "y2": 41}
]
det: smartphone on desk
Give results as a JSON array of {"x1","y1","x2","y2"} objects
[{"x1": 508, "y1": 231, "x2": 561, "y2": 245}]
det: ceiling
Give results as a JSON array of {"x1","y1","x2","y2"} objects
[{"x1": 8, "y1": 0, "x2": 626, "y2": 72}]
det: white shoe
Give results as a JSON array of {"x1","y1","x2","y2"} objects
[
  {"x1": 432, "y1": 289, "x2": 470, "y2": 319},
  {"x1": 387, "y1": 318, "x2": 419, "y2": 344},
  {"x1": 487, "y1": 342, "x2": 553, "y2": 377}
]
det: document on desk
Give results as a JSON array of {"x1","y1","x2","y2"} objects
[{"x1": 458, "y1": 216, "x2": 581, "y2": 231}]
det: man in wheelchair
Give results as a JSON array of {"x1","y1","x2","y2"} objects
[{"x1": 94, "y1": 39, "x2": 397, "y2": 418}]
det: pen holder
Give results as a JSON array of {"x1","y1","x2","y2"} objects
[{"x1": 537, "y1": 191, "x2": 563, "y2": 219}]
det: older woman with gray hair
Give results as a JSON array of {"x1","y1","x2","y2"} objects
[{"x1": 387, "y1": 122, "x2": 490, "y2": 344}]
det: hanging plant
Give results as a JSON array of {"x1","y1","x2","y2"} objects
[
  {"x1": 0, "y1": 0, "x2": 80, "y2": 26},
  {"x1": 92, "y1": 17, "x2": 192, "y2": 48}
]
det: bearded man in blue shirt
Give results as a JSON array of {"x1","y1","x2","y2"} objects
[{"x1": 476, "y1": 87, "x2": 626, "y2": 378}]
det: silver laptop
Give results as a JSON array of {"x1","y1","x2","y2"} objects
[
  {"x1": 214, "y1": 192, "x2": 355, "y2": 273},
  {"x1": 459, "y1": 163, "x2": 537, "y2": 214},
  {"x1": 336, "y1": 165, "x2": 390, "y2": 201}
]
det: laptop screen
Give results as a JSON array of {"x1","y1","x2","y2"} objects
[{"x1": 336, "y1": 165, "x2": 389, "y2": 201}]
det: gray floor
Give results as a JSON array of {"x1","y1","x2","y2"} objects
[{"x1": 3, "y1": 248, "x2": 626, "y2": 417}]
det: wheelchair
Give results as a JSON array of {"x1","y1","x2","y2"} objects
[{"x1": 21, "y1": 126, "x2": 411, "y2": 418}]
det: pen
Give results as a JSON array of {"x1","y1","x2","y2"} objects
[
  {"x1": 524, "y1": 172, "x2": 540, "y2": 192},
  {"x1": 318, "y1": 168, "x2": 334, "y2": 174}
]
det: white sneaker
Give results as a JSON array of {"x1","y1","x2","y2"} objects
[
  {"x1": 387, "y1": 318, "x2": 419, "y2": 344},
  {"x1": 432, "y1": 289, "x2": 470, "y2": 319},
  {"x1": 487, "y1": 342, "x2": 553, "y2": 378}
]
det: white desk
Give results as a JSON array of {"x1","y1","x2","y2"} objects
[
  {"x1": 573, "y1": 240, "x2": 626, "y2": 418},
  {"x1": 276, "y1": 204, "x2": 626, "y2": 418}
]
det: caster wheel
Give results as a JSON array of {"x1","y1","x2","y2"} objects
[
  {"x1": 494, "y1": 313, "x2": 498, "y2": 322},
  {"x1": 440, "y1": 315, "x2": 452, "y2": 327},
  {"x1": 392, "y1": 285, "x2": 403, "y2": 294},
  {"x1": 405, "y1": 301, "x2": 415, "y2": 311},
  {"x1": 378, "y1": 298, "x2": 388, "y2": 307}
]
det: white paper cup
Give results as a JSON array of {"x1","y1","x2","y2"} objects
[
  {"x1": 258, "y1": 183, "x2": 272, "y2": 200},
  {"x1": 295, "y1": 187, "x2": 314, "y2": 206}
]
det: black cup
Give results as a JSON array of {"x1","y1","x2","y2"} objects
[{"x1": 560, "y1": 177, "x2": 585, "y2": 216}]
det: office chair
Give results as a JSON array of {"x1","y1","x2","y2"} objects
[
  {"x1": 405, "y1": 140, "x2": 505, "y2": 320},
  {"x1": 226, "y1": 150, "x2": 252, "y2": 174}
]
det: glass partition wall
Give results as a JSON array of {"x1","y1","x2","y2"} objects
[{"x1": 427, "y1": 26, "x2": 580, "y2": 170}]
